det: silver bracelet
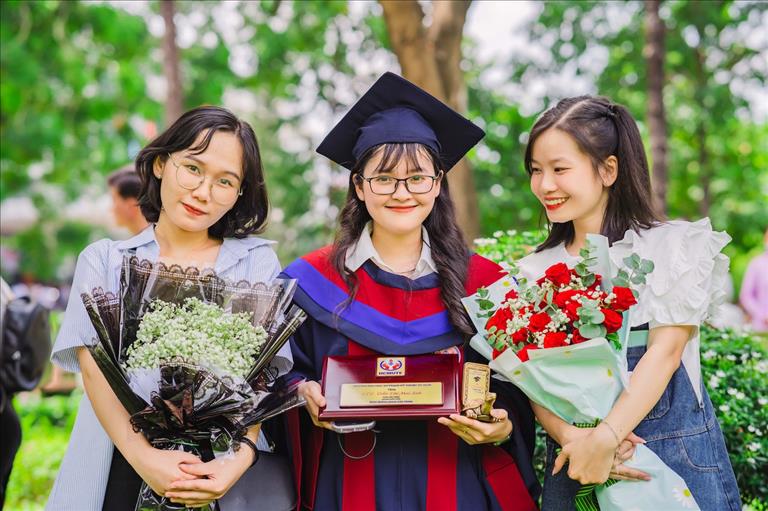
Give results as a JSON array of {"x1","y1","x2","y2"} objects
[{"x1": 600, "y1": 420, "x2": 621, "y2": 447}]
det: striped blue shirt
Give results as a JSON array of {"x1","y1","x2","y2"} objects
[{"x1": 48, "y1": 226, "x2": 289, "y2": 510}]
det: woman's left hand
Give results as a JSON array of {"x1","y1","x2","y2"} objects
[
  {"x1": 552, "y1": 423, "x2": 617, "y2": 485},
  {"x1": 164, "y1": 448, "x2": 253, "y2": 508},
  {"x1": 437, "y1": 409, "x2": 513, "y2": 445}
]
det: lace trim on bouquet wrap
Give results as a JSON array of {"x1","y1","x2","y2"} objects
[
  {"x1": 81, "y1": 288, "x2": 120, "y2": 360},
  {"x1": 119, "y1": 255, "x2": 297, "y2": 360}
]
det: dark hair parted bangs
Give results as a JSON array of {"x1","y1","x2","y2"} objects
[
  {"x1": 135, "y1": 105, "x2": 269, "y2": 239},
  {"x1": 364, "y1": 143, "x2": 437, "y2": 175},
  {"x1": 331, "y1": 143, "x2": 475, "y2": 336},
  {"x1": 524, "y1": 95, "x2": 661, "y2": 252}
]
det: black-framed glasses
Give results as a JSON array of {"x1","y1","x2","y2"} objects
[
  {"x1": 166, "y1": 153, "x2": 243, "y2": 205},
  {"x1": 356, "y1": 172, "x2": 443, "y2": 195}
]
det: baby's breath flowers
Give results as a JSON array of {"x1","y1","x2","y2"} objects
[{"x1": 124, "y1": 298, "x2": 267, "y2": 378}]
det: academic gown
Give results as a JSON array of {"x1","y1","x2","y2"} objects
[{"x1": 280, "y1": 247, "x2": 541, "y2": 511}]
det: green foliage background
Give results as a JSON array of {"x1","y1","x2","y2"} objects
[
  {"x1": 1, "y1": 2, "x2": 766, "y2": 507},
  {"x1": 1, "y1": 0, "x2": 766, "y2": 284}
]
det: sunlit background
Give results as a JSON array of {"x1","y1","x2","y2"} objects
[{"x1": 1, "y1": 1, "x2": 766, "y2": 509}]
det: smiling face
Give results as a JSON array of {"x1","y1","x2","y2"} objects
[
  {"x1": 153, "y1": 130, "x2": 244, "y2": 234},
  {"x1": 529, "y1": 128, "x2": 617, "y2": 227},
  {"x1": 354, "y1": 144, "x2": 442, "y2": 238}
]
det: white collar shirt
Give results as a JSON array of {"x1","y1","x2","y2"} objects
[{"x1": 345, "y1": 222, "x2": 438, "y2": 279}]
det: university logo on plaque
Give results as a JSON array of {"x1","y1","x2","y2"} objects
[{"x1": 376, "y1": 357, "x2": 405, "y2": 376}]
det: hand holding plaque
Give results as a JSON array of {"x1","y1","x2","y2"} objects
[
  {"x1": 319, "y1": 353, "x2": 460, "y2": 421},
  {"x1": 461, "y1": 362, "x2": 502, "y2": 423}
]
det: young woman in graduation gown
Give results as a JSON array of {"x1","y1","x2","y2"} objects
[{"x1": 280, "y1": 73, "x2": 540, "y2": 511}]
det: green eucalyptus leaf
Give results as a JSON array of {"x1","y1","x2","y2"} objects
[
  {"x1": 477, "y1": 298, "x2": 496, "y2": 310},
  {"x1": 579, "y1": 323, "x2": 603, "y2": 338}
]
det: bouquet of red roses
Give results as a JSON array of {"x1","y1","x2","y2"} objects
[
  {"x1": 481, "y1": 256, "x2": 640, "y2": 362},
  {"x1": 463, "y1": 234, "x2": 701, "y2": 511}
]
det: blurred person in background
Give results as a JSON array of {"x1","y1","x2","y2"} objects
[
  {"x1": 41, "y1": 168, "x2": 149, "y2": 396},
  {"x1": 18, "y1": 271, "x2": 75, "y2": 397},
  {"x1": 108, "y1": 166, "x2": 149, "y2": 235},
  {"x1": 0, "y1": 277, "x2": 20, "y2": 507},
  {"x1": 740, "y1": 227, "x2": 768, "y2": 333}
]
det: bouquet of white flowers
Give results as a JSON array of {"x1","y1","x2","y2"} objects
[
  {"x1": 125, "y1": 298, "x2": 267, "y2": 378},
  {"x1": 81, "y1": 257, "x2": 306, "y2": 511}
]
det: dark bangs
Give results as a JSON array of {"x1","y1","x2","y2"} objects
[
  {"x1": 364, "y1": 143, "x2": 440, "y2": 176},
  {"x1": 330, "y1": 142, "x2": 474, "y2": 335}
]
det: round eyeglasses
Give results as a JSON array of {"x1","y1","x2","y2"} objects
[
  {"x1": 166, "y1": 153, "x2": 243, "y2": 205},
  {"x1": 356, "y1": 172, "x2": 443, "y2": 195}
]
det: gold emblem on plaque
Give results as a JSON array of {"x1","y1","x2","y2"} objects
[
  {"x1": 339, "y1": 382, "x2": 443, "y2": 407},
  {"x1": 462, "y1": 362, "x2": 501, "y2": 423},
  {"x1": 376, "y1": 357, "x2": 406, "y2": 377}
]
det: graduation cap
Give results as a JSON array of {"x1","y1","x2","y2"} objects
[{"x1": 316, "y1": 72, "x2": 485, "y2": 172}]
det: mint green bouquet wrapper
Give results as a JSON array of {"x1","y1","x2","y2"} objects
[{"x1": 463, "y1": 234, "x2": 700, "y2": 511}]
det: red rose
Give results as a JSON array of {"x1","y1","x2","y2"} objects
[
  {"x1": 554, "y1": 289, "x2": 580, "y2": 309},
  {"x1": 545, "y1": 263, "x2": 572, "y2": 287},
  {"x1": 504, "y1": 289, "x2": 519, "y2": 301},
  {"x1": 543, "y1": 331, "x2": 568, "y2": 348},
  {"x1": 612, "y1": 286, "x2": 637, "y2": 312},
  {"x1": 565, "y1": 300, "x2": 581, "y2": 322},
  {"x1": 516, "y1": 344, "x2": 539, "y2": 362},
  {"x1": 571, "y1": 329, "x2": 588, "y2": 344},
  {"x1": 511, "y1": 328, "x2": 528, "y2": 343},
  {"x1": 528, "y1": 311, "x2": 552, "y2": 332},
  {"x1": 602, "y1": 308, "x2": 623, "y2": 333},
  {"x1": 486, "y1": 307, "x2": 512, "y2": 333},
  {"x1": 492, "y1": 346, "x2": 508, "y2": 359}
]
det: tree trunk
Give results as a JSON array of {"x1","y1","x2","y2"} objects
[
  {"x1": 380, "y1": 0, "x2": 480, "y2": 242},
  {"x1": 644, "y1": 0, "x2": 668, "y2": 217},
  {"x1": 693, "y1": 47, "x2": 711, "y2": 217},
  {"x1": 161, "y1": 0, "x2": 183, "y2": 126},
  {"x1": 429, "y1": 2, "x2": 479, "y2": 243}
]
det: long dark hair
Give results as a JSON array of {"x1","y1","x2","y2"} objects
[
  {"x1": 329, "y1": 143, "x2": 474, "y2": 335},
  {"x1": 524, "y1": 96, "x2": 661, "y2": 251},
  {"x1": 135, "y1": 105, "x2": 269, "y2": 239}
]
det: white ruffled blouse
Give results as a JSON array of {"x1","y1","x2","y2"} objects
[{"x1": 517, "y1": 218, "x2": 731, "y2": 405}]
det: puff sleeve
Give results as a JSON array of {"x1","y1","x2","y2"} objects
[{"x1": 609, "y1": 218, "x2": 731, "y2": 329}]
